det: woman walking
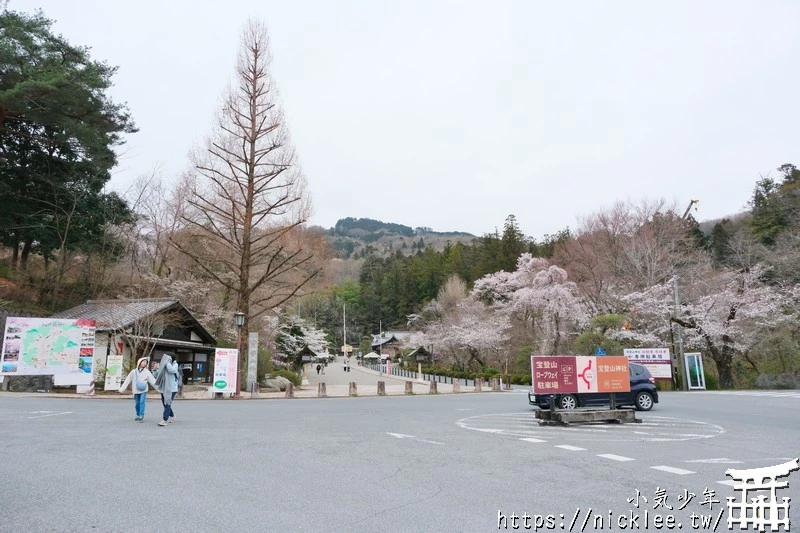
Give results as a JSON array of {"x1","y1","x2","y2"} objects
[
  {"x1": 154, "y1": 353, "x2": 180, "y2": 427},
  {"x1": 118, "y1": 357, "x2": 157, "y2": 421}
]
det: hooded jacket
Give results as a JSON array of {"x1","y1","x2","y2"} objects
[
  {"x1": 119, "y1": 357, "x2": 157, "y2": 394},
  {"x1": 154, "y1": 354, "x2": 180, "y2": 404}
]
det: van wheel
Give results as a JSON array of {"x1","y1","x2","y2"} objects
[
  {"x1": 635, "y1": 391, "x2": 654, "y2": 411},
  {"x1": 559, "y1": 394, "x2": 578, "y2": 409}
]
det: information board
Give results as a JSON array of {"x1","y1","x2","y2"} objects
[
  {"x1": 1, "y1": 317, "x2": 96, "y2": 376},
  {"x1": 624, "y1": 348, "x2": 672, "y2": 380},
  {"x1": 104, "y1": 354, "x2": 124, "y2": 391},
  {"x1": 531, "y1": 355, "x2": 630, "y2": 394},
  {"x1": 213, "y1": 348, "x2": 238, "y2": 394}
]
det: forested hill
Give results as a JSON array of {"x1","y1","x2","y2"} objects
[
  {"x1": 333, "y1": 217, "x2": 473, "y2": 238},
  {"x1": 326, "y1": 217, "x2": 475, "y2": 259}
]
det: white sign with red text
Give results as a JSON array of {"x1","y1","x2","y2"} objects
[
  {"x1": 213, "y1": 348, "x2": 238, "y2": 393},
  {"x1": 624, "y1": 348, "x2": 672, "y2": 380}
]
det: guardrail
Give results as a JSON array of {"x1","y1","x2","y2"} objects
[{"x1": 363, "y1": 363, "x2": 480, "y2": 387}]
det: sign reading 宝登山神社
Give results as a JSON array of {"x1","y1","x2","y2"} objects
[
  {"x1": 213, "y1": 348, "x2": 238, "y2": 393},
  {"x1": 531, "y1": 356, "x2": 630, "y2": 395}
]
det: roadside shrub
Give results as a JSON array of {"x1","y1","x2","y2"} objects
[
  {"x1": 703, "y1": 371, "x2": 719, "y2": 391},
  {"x1": 755, "y1": 373, "x2": 800, "y2": 389},
  {"x1": 272, "y1": 369, "x2": 301, "y2": 387}
]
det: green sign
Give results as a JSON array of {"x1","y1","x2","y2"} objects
[{"x1": 214, "y1": 380, "x2": 227, "y2": 389}]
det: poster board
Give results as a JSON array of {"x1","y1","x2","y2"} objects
[
  {"x1": 213, "y1": 348, "x2": 238, "y2": 394},
  {"x1": 531, "y1": 356, "x2": 630, "y2": 394},
  {"x1": 624, "y1": 348, "x2": 672, "y2": 380},
  {"x1": 1, "y1": 317, "x2": 96, "y2": 376},
  {"x1": 104, "y1": 354, "x2": 124, "y2": 391}
]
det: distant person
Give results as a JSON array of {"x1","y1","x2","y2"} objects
[
  {"x1": 316, "y1": 363, "x2": 321, "y2": 375},
  {"x1": 154, "y1": 353, "x2": 180, "y2": 427},
  {"x1": 118, "y1": 357, "x2": 157, "y2": 422}
]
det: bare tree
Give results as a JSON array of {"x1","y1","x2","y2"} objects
[
  {"x1": 126, "y1": 170, "x2": 194, "y2": 279},
  {"x1": 171, "y1": 20, "x2": 318, "y2": 390}
]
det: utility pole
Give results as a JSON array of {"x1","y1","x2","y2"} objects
[{"x1": 672, "y1": 199, "x2": 698, "y2": 391}]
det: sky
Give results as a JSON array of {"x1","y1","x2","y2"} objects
[{"x1": 8, "y1": 0, "x2": 800, "y2": 239}]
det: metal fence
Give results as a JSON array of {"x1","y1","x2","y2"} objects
[{"x1": 364, "y1": 363, "x2": 478, "y2": 387}]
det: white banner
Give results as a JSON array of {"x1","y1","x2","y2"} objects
[
  {"x1": 213, "y1": 348, "x2": 238, "y2": 394},
  {"x1": 104, "y1": 354, "x2": 124, "y2": 391},
  {"x1": 624, "y1": 348, "x2": 670, "y2": 362},
  {"x1": 641, "y1": 363, "x2": 673, "y2": 379}
]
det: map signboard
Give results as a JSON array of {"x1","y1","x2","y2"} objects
[
  {"x1": 104, "y1": 354, "x2": 124, "y2": 391},
  {"x1": 624, "y1": 348, "x2": 672, "y2": 380},
  {"x1": 531, "y1": 356, "x2": 630, "y2": 394},
  {"x1": 213, "y1": 348, "x2": 238, "y2": 394},
  {"x1": 1, "y1": 317, "x2": 96, "y2": 376}
]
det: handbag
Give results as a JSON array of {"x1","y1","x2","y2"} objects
[{"x1": 135, "y1": 376, "x2": 148, "y2": 393}]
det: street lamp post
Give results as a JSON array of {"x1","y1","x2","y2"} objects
[{"x1": 234, "y1": 311, "x2": 245, "y2": 399}]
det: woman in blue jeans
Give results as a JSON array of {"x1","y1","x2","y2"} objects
[
  {"x1": 118, "y1": 357, "x2": 157, "y2": 421},
  {"x1": 154, "y1": 353, "x2": 180, "y2": 427}
]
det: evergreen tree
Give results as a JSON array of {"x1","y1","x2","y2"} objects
[{"x1": 0, "y1": 8, "x2": 136, "y2": 270}]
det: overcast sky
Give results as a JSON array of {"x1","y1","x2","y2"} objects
[{"x1": 9, "y1": 1, "x2": 800, "y2": 238}]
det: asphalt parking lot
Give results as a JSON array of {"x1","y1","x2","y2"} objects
[{"x1": 0, "y1": 389, "x2": 798, "y2": 532}]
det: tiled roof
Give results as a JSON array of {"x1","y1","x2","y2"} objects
[
  {"x1": 371, "y1": 331, "x2": 412, "y2": 346},
  {"x1": 52, "y1": 298, "x2": 179, "y2": 331}
]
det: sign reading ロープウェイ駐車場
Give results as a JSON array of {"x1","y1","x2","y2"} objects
[
  {"x1": 1, "y1": 317, "x2": 96, "y2": 376},
  {"x1": 531, "y1": 356, "x2": 630, "y2": 395}
]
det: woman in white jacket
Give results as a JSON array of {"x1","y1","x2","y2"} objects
[{"x1": 118, "y1": 357, "x2": 157, "y2": 422}]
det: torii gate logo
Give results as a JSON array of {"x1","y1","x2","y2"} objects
[
  {"x1": 578, "y1": 359, "x2": 594, "y2": 388},
  {"x1": 726, "y1": 458, "x2": 799, "y2": 531}
]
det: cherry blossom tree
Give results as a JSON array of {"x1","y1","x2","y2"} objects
[
  {"x1": 624, "y1": 265, "x2": 796, "y2": 389},
  {"x1": 275, "y1": 314, "x2": 328, "y2": 369},
  {"x1": 408, "y1": 275, "x2": 511, "y2": 370},
  {"x1": 472, "y1": 253, "x2": 587, "y2": 355}
]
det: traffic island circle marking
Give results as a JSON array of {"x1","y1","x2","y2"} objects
[{"x1": 456, "y1": 413, "x2": 725, "y2": 442}]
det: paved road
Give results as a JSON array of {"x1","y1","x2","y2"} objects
[
  {"x1": 1, "y1": 390, "x2": 798, "y2": 532},
  {"x1": 303, "y1": 359, "x2": 466, "y2": 395}
]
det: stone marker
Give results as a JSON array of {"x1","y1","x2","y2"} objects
[
  {"x1": 349, "y1": 382, "x2": 358, "y2": 397},
  {"x1": 405, "y1": 381, "x2": 413, "y2": 395},
  {"x1": 318, "y1": 382, "x2": 327, "y2": 397},
  {"x1": 453, "y1": 379, "x2": 461, "y2": 393},
  {"x1": 377, "y1": 381, "x2": 386, "y2": 396},
  {"x1": 285, "y1": 382, "x2": 295, "y2": 398},
  {"x1": 474, "y1": 379, "x2": 482, "y2": 392},
  {"x1": 492, "y1": 378, "x2": 500, "y2": 391},
  {"x1": 429, "y1": 380, "x2": 438, "y2": 394}
]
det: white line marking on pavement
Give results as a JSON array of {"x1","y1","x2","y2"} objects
[
  {"x1": 685, "y1": 458, "x2": 744, "y2": 464},
  {"x1": 520, "y1": 438, "x2": 547, "y2": 443},
  {"x1": 455, "y1": 408, "x2": 474, "y2": 411},
  {"x1": 598, "y1": 454, "x2": 635, "y2": 462},
  {"x1": 386, "y1": 432, "x2": 444, "y2": 445},
  {"x1": 651, "y1": 466, "x2": 695, "y2": 475},
  {"x1": 28, "y1": 411, "x2": 72, "y2": 419},
  {"x1": 386, "y1": 432, "x2": 415, "y2": 439},
  {"x1": 717, "y1": 480, "x2": 737, "y2": 487},
  {"x1": 555, "y1": 445, "x2": 586, "y2": 451}
]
